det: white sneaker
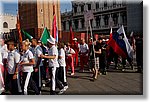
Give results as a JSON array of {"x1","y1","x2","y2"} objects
[
  {"x1": 43, "y1": 84, "x2": 46, "y2": 87},
  {"x1": 63, "y1": 86, "x2": 68, "y2": 91},
  {"x1": 58, "y1": 88, "x2": 65, "y2": 94}
]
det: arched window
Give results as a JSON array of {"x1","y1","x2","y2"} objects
[{"x1": 3, "y1": 22, "x2": 8, "y2": 28}]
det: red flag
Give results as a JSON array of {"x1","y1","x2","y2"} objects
[
  {"x1": 70, "y1": 26, "x2": 74, "y2": 45},
  {"x1": 17, "y1": 15, "x2": 22, "y2": 43},
  {"x1": 52, "y1": 5, "x2": 58, "y2": 42},
  {"x1": 107, "y1": 27, "x2": 112, "y2": 45},
  {"x1": 52, "y1": 15, "x2": 56, "y2": 39}
]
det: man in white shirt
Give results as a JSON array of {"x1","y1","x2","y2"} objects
[
  {"x1": 41, "y1": 37, "x2": 64, "y2": 95},
  {"x1": 31, "y1": 39, "x2": 43, "y2": 93},
  {"x1": 79, "y1": 39, "x2": 89, "y2": 72},
  {"x1": 6, "y1": 40, "x2": 21, "y2": 94}
]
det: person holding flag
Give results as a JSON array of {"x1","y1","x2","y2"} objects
[
  {"x1": 107, "y1": 26, "x2": 134, "y2": 70},
  {"x1": 41, "y1": 37, "x2": 64, "y2": 95}
]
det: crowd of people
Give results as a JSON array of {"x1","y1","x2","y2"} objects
[{"x1": 0, "y1": 34, "x2": 143, "y2": 95}]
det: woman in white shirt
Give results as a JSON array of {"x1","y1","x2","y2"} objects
[
  {"x1": 20, "y1": 39, "x2": 39, "y2": 95},
  {"x1": 58, "y1": 43, "x2": 68, "y2": 92},
  {"x1": 65, "y1": 43, "x2": 75, "y2": 76}
]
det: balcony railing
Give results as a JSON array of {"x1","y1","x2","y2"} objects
[
  {"x1": 67, "y1": 23, "x2": 127, "y2": 32},
  {"x1": 73, "y1": 4, "x2": 126, "y2": 16}
]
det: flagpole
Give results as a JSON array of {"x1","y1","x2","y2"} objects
[
  {"x1": 89, "y1": 20, "x2": 96, "y2": 69},
  {"x1": 86, "y1": 23, "x2": 88, "y2": 44}
]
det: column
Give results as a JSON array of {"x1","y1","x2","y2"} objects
[
  {"x1": 78, "y1": 19, "x2": 82, "y2": 29},
  {"x1": 93, "y1": 17, "x2": 96, "y2": 27},
  {"x1": 108, "y1": 14, "x2": 114, "y2": 27},
  {"x1": 84, "y1": 4, "x2": 88, "y2": 11},
  {"x1": 77, "y1": 5, "x2": 80, "y2": 13},
  {"x1": 66, "y1": 20, "x2": 69, "y2": 31},
  {"x1": 118, "y1": 12, "x2": 123, "y2": 26},
  {"x1": 100, "y1": 15, "x2": 105, "y2": 27},
  {"x1": 92, "y1": 2, "x2": 96, "y2": 10}
]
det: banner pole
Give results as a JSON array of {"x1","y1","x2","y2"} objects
[{"x1": 89, "y1": 20, "x2": 96, "y2": 69}]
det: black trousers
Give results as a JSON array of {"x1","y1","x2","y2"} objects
[
  {"x1": 33, "y1": 66, "x2": 42, "y2": 91},
  {"x1": 22, "y1": 72, "x2": 39, "y2": 95},
  {"x1": 99, "y1": 53, "x2": 107, "y2": 72},
  {"x1": 58, "y1": 66, "x2": 68, "y2": 86},
  {"x1": 6, "y1": 74, "x2": 19, "y2": 95}
]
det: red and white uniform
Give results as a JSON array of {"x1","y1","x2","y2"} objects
[
  {"x1": 79, "y1": 43, "x2": 89, "y2": 70},
  {"x1": 65, "y1": 47, "x2": 75, "y2": 74},
  {"x1": 72, "y1": 42, "x2": 80, "y2": 67}
]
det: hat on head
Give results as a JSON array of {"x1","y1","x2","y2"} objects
[
  {"x1": 47, "y1": 36, "x2": 56, "y2": 45},
  {"x1": 73, "y1": 38, "x2": 77, "y2": 41}
]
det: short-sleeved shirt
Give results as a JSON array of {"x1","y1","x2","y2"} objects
[
  {"x1": 65, "y1": 47, "x2": 75, "y2": 56},
  {"x1": 89, "y1": 42, "x2": 102, "y2": 59},
  {"x1": 7, "y1": 50, "x2": 20, "y2": 74},
  {"x1": 33, "y1": 45, "x2": 43, "y2": 67},
  {"x1": 79, "y1": 43, "x2": 89, "y2": 56},
  {"x1": 48, "y1": 45, "x2": 59, "y2": 68},
  {"x1": 21, "y1": 49, "x2": 34, "y2": 72},
  {"x1": 95, "y1": 42, "x2": 102, "y2": 57},
  {"x1": 58, "y1": 48, "x2": 66, "y2": 67}
]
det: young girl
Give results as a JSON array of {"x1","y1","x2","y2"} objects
[{"x1": 20, "y1": 39, "x2": 39, "y2": 95}]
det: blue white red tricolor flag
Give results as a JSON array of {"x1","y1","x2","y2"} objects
[
  {"x1": 52, "y1": 15, "x2": 58, "y2": 42},
  {"x1": 107, "y1": 25, "x2": 134, "y2": 59}
]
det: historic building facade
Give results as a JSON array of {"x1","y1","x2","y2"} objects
[
  {"x1": 0, "y1": 14, "x2": 17, "y2": 39},
  {"x1": 18, "y1": 0, "x2": 62, "y2": 39},
  {"x1": 61, "y1": 0, "x2": 143, "y2": 40}
]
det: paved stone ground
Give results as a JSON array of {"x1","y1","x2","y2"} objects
[
  {"x1": 3, "y1": 58, "x2": 143, "y2": 95},
  {"x1": 41, "y1": 65, "x2": 143, "y2": 95}
]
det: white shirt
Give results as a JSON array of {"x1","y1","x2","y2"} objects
[
  {"x1": 0, "y1": 51, "x2": 2, "y2": 65},
  {"x1": 58, "y1": 48, "x2": 66, "y2": 67},
  {"x1": 79, "y1": 43, "x2": 89, "y2": 55},
  {"x1": 48, "y1": 45, "x2": 59, "y2": 68},
  {"x1": 65, "y1": 47, "x2": 75, "y2": 56},
  {"x1": 33, "y1": 45, "x2": 43, "y2": 67},
  {"x1": 0, "y1": 44, "x2": 8, "y2": 60},
  {"x1": 7, "y1": 50, "x2": 20, "y2": 74},
  {"x1": 21, "y1": 49, "x2": 34, "y2": 72}
]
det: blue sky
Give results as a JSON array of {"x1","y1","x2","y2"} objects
[{"x1": 1, "y1": 0, "x2": 72, "y2": 15}]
